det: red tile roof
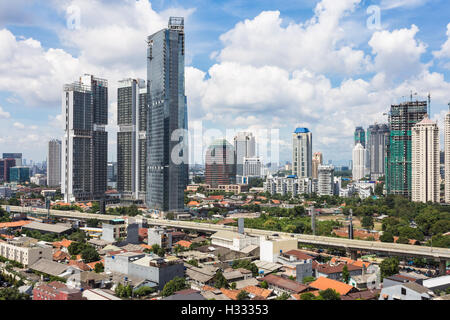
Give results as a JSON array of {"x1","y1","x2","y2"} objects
[
  {"x1": 0, "y1": 220, "x2": 32, "y2": 229},
  {"x1": 284, "y1": 250, "x2": 315, "y2": 261},
  {"x1": 261, "y1": 274, "x2": 310, "y2": 293},
  {"x1": 314, "y1": 263, "x2": 362, "y2": 274},
  {"x1": 309, "y1": 277, "x2": 356, "y2": 296},
  {"x1": 175, "y1": 240, "x2": 192, "y2": 248}
]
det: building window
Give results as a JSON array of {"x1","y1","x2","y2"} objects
[{"x1": 401, "y1": 288, "x2": 406, "y2": 295}]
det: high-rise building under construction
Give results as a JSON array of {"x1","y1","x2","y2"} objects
[{"x1": 385, "y1": 100, "x2": 428, "y2": 198}]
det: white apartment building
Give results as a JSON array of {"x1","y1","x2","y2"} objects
[
  {"x1": 0, "y1": 237, "x2": 52, "y2": 267},
  {"x1": 352, "y1": 143, "x2": 369, "y2": 181},
  {"x1": 292, "y1": 128, "x2": 312, "y2": 179},
  {"x1": 412, "y1": 117, "x2": 440, "y2": 203},
  {"x1": 445, "y1": 109, "x2": 450, "y2": 203},
  {"x1": 318, "y1": 165, "x2": 335, "y2": 196}
]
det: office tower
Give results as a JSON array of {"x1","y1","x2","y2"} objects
[
  {"x1": 146, "y1": 17, "x2": 188, "y2": 212},
  {"x1": 446, "y1": 105, "x2": 450, "y2": 203},
  {"x1": 292, "y1": 128, "x2": 312, "y2": 178},
  {"x1": 352, "y1": 143, "x2": 369, "y2": 181},
  {"x1": 117, "y1": 78, "x2": 147, "y2": 201},
  {"x1": 354, "y1": 127, "x2": 366, "y2": 148},
  {"x1": 62, "y1": 75, "x2": 108, "y2": 203},
  {"x1": 205, "y1": 139, "x2": 236, "y2": 187},
  {"x1": 47, "y1": 139, "x2": 62, "y2": 187},
  {"x1": 107, "y1": 162, "x2": 117, "y2": 182},
  {"x1": 2, "y1": 153, "x2": 22, "y2": 166},
  {"x1": 411, "y1": 117, "x2": 440, "y2": 203},
  {"x1": 243, "y1": 157, "x2": 262, "y2": 177},
  {"x1": 234, "y1": 132, "x2": 256, "y2": 178},
  {"x1": 10, "y1": 166, "x2": 30, "y2": 183},
  {"x1": 318, "y1": 165, "x2": 335, "y2": 196},
  {"x1": 0, "y1": 158, "x2": 16, "y2": 183},
  {"x1": 367, "y1": 124, "x2": 390, "y2": 180},
  {"x1": 312, "y1": 152, "x2": 323, "y2": 179},
  {"x1": 386, "y1": 100, "x2": 428, "y2": 198}
]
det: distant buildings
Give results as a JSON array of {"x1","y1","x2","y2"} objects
[
  {"x1": 445, "y1": 106, "x2": 450, "y2": 203},
  {"x1": 411, "y1": 116, "x2": 440, "y2": 203},
  {"x1": 292, "y1": 128, "x2": 312, "y2": 179},
  {"x1": 117, "y1": 78, "x2": 147, "y2": 201},
  {"x1": 33, "y1": 281, "x2": 84, "y2": 300},
  {"x1": 0, "y1": 237, "x2": 52, "y2": 267},
  {"x1": 234, "y1": 132, "x2": 256, "y2": 181},
  {"x1": 205, "y1": 139, "x2": 236, "y2": 188},
  {"x1": 47, "y1": 139, "x2": 61, "y2": 187},
  {"x1": 2, "y1": 153, "x2": 22, "y2": 166},
  {"x1": 354, "y1": 127, "x2": 366, "y2": 148},
  {"x1": 10, "y1": 166, "x2": 30, "y2": 183},
  {"x1": 0, "y1": 158, "x2": 16, "y2": 183},
  {"x1": 312, "y1": 152, "x2": 323, "y2": 179},
  {"x1": 146, "y1": 17, "x2": 188, "y2": 213},
  {"x1": 386, "y1": 100, "x2": 428, "y2": 198},
  {"x1": 242, "y1": 157, "x2": 262, "y2": 178},
  {"x1": 352, "y1": 143, "x2": 369, "y2": 181},
  {"x1": 317, "y1": 165, "x2": 335, "y2": 196},
  {"x1": 62, "y1": 74, "x2": 108, "y2": 203}
]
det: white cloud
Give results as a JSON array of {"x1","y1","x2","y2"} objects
[
  {"x1": 0, "y1": 106, "x2": 10, "y2": 119},
  {"x1": 216, "y1": 1, "x2": 370, "y2": 75},
  {"x1": 380, "y1": 0, "x2": 430, "y2": 10},
  {"x1": 13, "y1": 122, "x2": 25, "y2": 129},
  {"x1": 433, "y1": 23, "x2": 450, "y2": 60}
]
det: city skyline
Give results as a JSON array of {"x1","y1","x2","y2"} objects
[{"x1": 1, "y1": 1, "x2": 450, "y2": 164}]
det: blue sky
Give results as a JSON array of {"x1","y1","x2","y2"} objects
[{"x1": 0, "y1": 0, "x2": 450, "y2": 166}]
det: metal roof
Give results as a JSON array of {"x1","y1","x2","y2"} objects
[{"x1": 294, "y1": 128, "x2": 310, "y2": 134}]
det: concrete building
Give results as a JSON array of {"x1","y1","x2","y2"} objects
[
  {"x1": 352, "y1": 143, "x2": 369, "y2": 181},
  {"x1": 0, "y1": 237, "x2": 52, "y2": 267},
  {"x1": 312, "y1": 152, "x2": 323, "y2": 179},
  {"x1": 234, "y1": 132, "x2": 256, "y2": 179},
  {"x1": 146, "y1": 17, "x2": 188, "y2": 213},
  {"x1": 31, "y1": 174, "x2": 47, "y2": 186},
  {"x1": 379, "y1": 282, "x2": 435, "y2": 300},
  {"x1": 317, "y1": 165, "x2": 335, "y2": 196},
  {"x1": 117, "y1": 78, "x2": 147, "y2": 201},
  {"x1": 367, "y1": 124, "x2": 390, "y2": 180},
  {"x1": 33, "y1": 281, "x2": 83, "y2": 300},
  {"x1": 211, "y1": 230, "x2": 259, "y2": 253},
  {"x1": 148, "y1": 227, "x2": 173, "y2": 249},
  {"x1": 242, "y1": 157, "x2": 262, "y2": 178},
  {"x1": 101, "y1": 219, "x2": 127, "y2": 242},
  {"x1": 292, "y1": 128, "x2": 312, "y2": 179},
  {"x1": 104, "y1": 252, "x2": 184, "y2": 290},
  {"x1": 205, "y1": 139, "x2": 236, "y2": 187},
  {"x1": 445, "y1": 107, "x2": 450, "y2": 203},
  {"x1": 47, "y1": 139, "x2": 62, "y2": 187},
  {"x1": 2, "y1": 153, "x2": 22, "y2": 166},
  {"x1": 260, "y1": 236, "x2": 298, "y2": 263},
  {"x1": 264, "y1": 175, "x2": 314, "y2": 196},
  {"x1": 277, "y1": 250, "x2": 314, "y2": 283},
  {"x1": 62, "y1": 75, "x2": 108, "y2": 203},
  {"x1": 411, "y1": 117, "x2": 440, "y2": 203}
]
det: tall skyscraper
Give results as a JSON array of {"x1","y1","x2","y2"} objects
[
  {"x1": 62, "y1": 75, "x2": 108, "y2": 203},
  {"x1": 292, "y1": 128, "x2": 312, "y2": 178},
  {"x1": 352, "y1": 143, "x2": 369, "y2": 181},
  {"x1": 234, "y1": 132, "x2": 256, "y2": 179},
  {"x1": 367, "y1": 124, "x2": 390, "y2": 180},
  {"x1": 146, "y1": 17, "x2": 188, "y2": 213},
  {"x1": 386, "y1": 100, "x2": 428, "y2": 198},
  {"x1": 47, "y1": 139, "x2": 62, "y2": 187},
  {"x1": 445, "y1": 105, "x2": 450, "y2": 203},
  {"x1": 318, "y1": 165, "x2": 335, "y2": 196},
  {"x1": 117, "y1": 78, "x2": 147, "y2": 201},
  {"x1": 312, "y1": 152, "x2": 323, "y2": 179},
  {"x1": 354, "y1": 127, "x2": 366, "y2": 148},
  {"x1": 205, "y1": 139, "x2": 236, "y2": 187},
  {"x1": 2, "y1": 153, "x2": 22, "y2": 166},
  {"x1": 411, "y1": 117, "x2": 440, "y2": 203}
]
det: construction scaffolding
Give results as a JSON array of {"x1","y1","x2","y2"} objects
[{"x1": 386, "y1": 100, "x2": 428, "y2": 199}]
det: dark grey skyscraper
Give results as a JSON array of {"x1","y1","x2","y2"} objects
[
  {"x1": 367, "y1": 124, "x2": 390, "y2": 180},
  {"x1": 117, "y1": 78, "x2": 147, "y2": 201},
  {"x1": 62, "y1": 75, "x2": 108, "y2": 202},
  {"x1": 146, "y1": 17, "x2": 188, "y2": 213}
]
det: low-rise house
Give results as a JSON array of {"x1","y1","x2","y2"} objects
[
  {"x1": 53, "y1": 250, "x2": 71, "y2": 263},
  {"x1": 260, "y1": 274, "x2": 311, "y2": 295},
  {"x1": 223, "y1": 270, "x2": 245, "y2": 283},
  {"x1": 185, "y1": 265, "x2": 216, "y2": 288},
  {"x1": 309, "y1": 277, "x2": 358, "y2": 296},
  {"x1": 379, "y1": 282, "x2": 435, "y2": 300},
  {"x1": 82, "y1": 288, "x2": 121, "y2": 300},
  {"x1": 163, "y1": 289, "x2": 206, "y2": 300},
  {"x1": 0, "y1": 237, "x2": 53, "y2": 267},
  {"x1": 277, "y1": 250, "x2": 314, "y2": 282},
  {"x1": 420, "y1": 275, "x2": 450, "y2": 293},
  {"x1": 33, "y1": 281, "x2": 84, "y2": 300},
  {"x1": 314, "y1": 263, "x2": 362, "y2": 281},
  {"x1": 341, "y1": 289, "x2": 380, "y2": 300},
  {"x1": 201, "y1": 286, "x2": 231, "y2": 300}
]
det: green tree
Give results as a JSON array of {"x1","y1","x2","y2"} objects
[
  {"x1": 361, "y1": 215, "x2": 374, "y2": 230},
  {"x1": 81, "y1": 246, "x2": 100, "y2": 263},
  {"x1": 230, "y1": 282, "x2": 237, "y2": 290},
  {"x1": 214, "y1": 270, "x2": 229, "y2": 289},
  {"x1": 94, "y1": 263, "x2": 104, "y2": 273},
  {"x1": 260, "y1": 280, "x2": 268, "y2": 289},
  {"x1": 342, "y1": 264, "x2": 350, "y2": 284},
  {"x1": 319, "y1": 289, "x2": 341, "y2": 300},
  {"x1": 134, "y1": 286, "x2": 155, "y2": 298},
  {"x1": 275, "y1": 292, "x2": 291, "y2": 300},
  {"x1": 300, "y1": 292, "x2": 315, "y2": 300},
  {"x1": 162, "y1": 277, "x2": 188, "y2": 297},
  {"x1": 237, "y1": 290, "x2": 250, "y2": 300},
  {"x1": 86, "y1": 219, "x2": 100, "y2": 228},
  {"x1": 380, "y1": 257, "x2": 399, "y2": 280},
  {"x1": 380, "y1": 231, "x2": 394, "y2": 243},
  {"x1": 302, "y1": 276, "x2": 316, "y2": 284},
  {"x1": 0, "y1": 288, "x2": 30, "y2": 300}
]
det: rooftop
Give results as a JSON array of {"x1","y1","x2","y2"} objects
[{"x1": 309, "y1": 277, "x2": 355, "y2": 296}]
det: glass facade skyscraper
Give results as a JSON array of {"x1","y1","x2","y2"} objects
[{"x1": 146, "y1": 17, "x2": 188, "y2": 212}]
